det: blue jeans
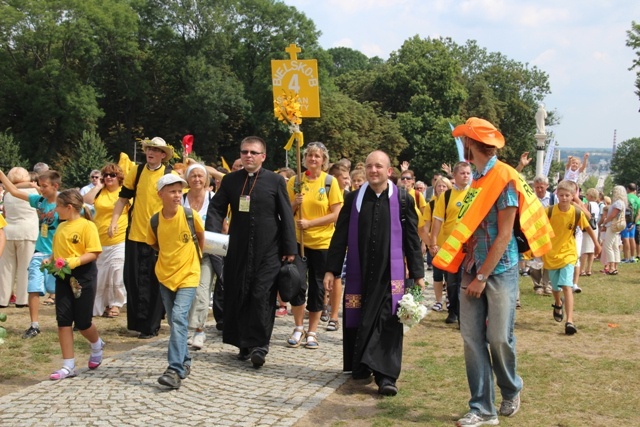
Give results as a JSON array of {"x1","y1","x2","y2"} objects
[
  {"x1": 159, "y1": 285, "x2": 196, "y2": 378},
  {"x1": 460, "y1": 263, "x2": 522, "y2": 416}
]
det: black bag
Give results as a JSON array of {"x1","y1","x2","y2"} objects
[
  {"x1": 588, "y1": 203, "x2": 598, "y2": 230},
  {"x1": 277, "y1": 257, "x2": 304, "y2": 303}
]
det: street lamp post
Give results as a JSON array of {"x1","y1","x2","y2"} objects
[{"x1": 534, "y1": 103, "x2": 547, "y2": 177}]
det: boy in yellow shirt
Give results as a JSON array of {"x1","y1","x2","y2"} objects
[
  {"x1": 543, "y1": 180, "x2": 600, "y2": 335},
  {"x1": 146, "y1": 175, "x2": 204, "y2": 389}
]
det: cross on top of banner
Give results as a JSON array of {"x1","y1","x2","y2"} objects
[{"x1": 285, "y1": 43, "x2": 301, "y2": 60}]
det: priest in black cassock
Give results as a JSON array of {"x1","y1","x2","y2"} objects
[
  {"x1": 205, "y1": 136, "x2": 297, "y2": 368},
  {"x1": 323, "y1": 150, "x2": 425, "y2": 396}
]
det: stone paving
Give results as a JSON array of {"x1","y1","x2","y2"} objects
[{"x1": 0, "y1": 267, "x2": 435, "y2": 427}]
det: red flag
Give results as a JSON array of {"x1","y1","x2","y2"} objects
[{"x1": 182, "y1": 134, "x2": 194, "y2": 155}]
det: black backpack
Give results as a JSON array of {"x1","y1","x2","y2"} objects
[{"x1": 625, "y1": 206, "x2": 633, "y2": 224}]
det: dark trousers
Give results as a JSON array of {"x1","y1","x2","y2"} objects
[
  {"x1": 123, "y1": 240, "x2": 165, "y2": 335},
  {"x1": 446, "y1": 269, "x2": 462, "y2": 317},
  {"x1": 210, "y1": 254, "x2": 225, "y2": 328}
]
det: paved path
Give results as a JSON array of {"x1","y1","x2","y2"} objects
[{"x1": 0, "y1": 268, "x2": 435, "y2": 426}]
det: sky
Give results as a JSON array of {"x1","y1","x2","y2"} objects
[{"x1": 282, "y1": 0, "x2": 640, "y2": 149}]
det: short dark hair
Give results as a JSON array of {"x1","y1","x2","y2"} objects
[
  {"x1": 38, "y1": 170, "x2": 61, "y2": 186},
  {"x1": 241, "y1": 136, "x2": 266, "y2": 153},
  {"x1": 627, "y1": 183, "x2": 637, "y2": 192}
]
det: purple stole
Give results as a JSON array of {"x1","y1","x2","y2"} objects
[{"x1": 344, "y1": 182, "x2": 405, "y2": 328}]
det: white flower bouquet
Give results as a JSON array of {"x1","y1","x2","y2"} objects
[{"x1": 397, "y1": 286, "x2": 427, "y2": 327}]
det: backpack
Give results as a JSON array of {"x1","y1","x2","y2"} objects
[
  {"x1": 624, "y1": 206, "x2": 633, "y2": 224},
  {"x1": 587, "y1": 203, "x2": 598, "y2": 230},
  {"x1": 442, "y1": 189, "x2": 453, "y2": 221},
  {"x1": 150, "y1": 207, "x2": 201, "y2": 259},
  {"x1": 513, "y1": 212, "x2": 530, "y2": 253}
]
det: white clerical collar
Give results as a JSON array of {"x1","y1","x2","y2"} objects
[{"x1": 355, "y1": 180, "x2": 394, "y2": 212}]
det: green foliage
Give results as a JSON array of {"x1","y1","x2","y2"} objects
[
  {"x1": 58, "y1": 131, "x2": 110, "y2": 189},
  {"x1": 626, "y1": 21, "x2": 640, "y2": 100},
  {"x1": 610, "y1": 137, "x2": 640, "y2": 186},
  {"x1": 0, "y1": 132, "x2": 27, "y2": 170}
]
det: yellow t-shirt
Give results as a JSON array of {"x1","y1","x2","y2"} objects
[
  {"x1": 287, "y1": 172, "x2": 343, "y2": 250},
  {"x1": 409, "y1": 188, "x2": 427, "y2": 214},
  {"x1": 433, "y1": 187, "x2": 469, "y2": 246},
  {"x1": 0, "y1": 214, "x2": 6, "y2": 229},
  {"x1": 543, "y1": 205, "x2": 590, "y2": 270},
  {"x1": 146, "y1": 206, "x2": 203, "y2": 291},
  {"x1": 122, "y1": 165, "x2": 177, "y2": 243},
  {"x1": 94, "y1": 186, "x2": 128, "y2": 246},
  {"x1": 53, "y1": 217, "x2": 102, "y2": 260}
]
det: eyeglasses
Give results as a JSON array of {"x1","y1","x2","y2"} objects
[
  {"x1": 91, "y1": 176, "x2": 100, "y2": 179},
  {"x1": 400, "y1": 176, "x2": 413, "y2": 181},
  {"x1": 240, "y1": 150, "x2": 264, "y2": 156},
  {"x1": 103, "y1": 173, "x2": 117, "y2": 178}
]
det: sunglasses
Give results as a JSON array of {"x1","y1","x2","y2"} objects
[
  {"x1": 400, "y1": 176, "x2": 413, "y2": 181},
  {"x1": 91, "y1": 176, "x2": 100, "y2": 179},
  {"x1": 103, "y1": 173, "x2": 117, "y2": 178},
  {"x1": 308, "y1": 142, "x2": 327, "y2": 150},
  {"x1": 240, "y1": 150, "x2": 264, "y2": 156}
]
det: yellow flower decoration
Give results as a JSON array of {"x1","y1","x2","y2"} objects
[{"x1": 274, "y1": 91, "x2": 304, "y2": 150}]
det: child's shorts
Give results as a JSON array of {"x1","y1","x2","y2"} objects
[
  {"x1": 28, "y1": 253, "x2": 56, "y2": 295},
  {"x1": 548, "y1": 264, "x2": 575, "y2": 292}
]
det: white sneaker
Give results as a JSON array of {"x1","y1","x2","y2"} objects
[
  {"x1": 192, "y1": 333, "x2": 206, "y2": 350},
  {"x1": 456, "y1": 412, "x2": 499, "y2": 427},
  {"x1": 187, "y1": 335, "x2": 194, "y2": 346}
]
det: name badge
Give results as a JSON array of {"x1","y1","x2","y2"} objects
[
  {"x1": 40, "y1": 223, "x2": 48, "y2": 238},
  {"x1": 239, "y1": 196, "x2": 251, "y2": 212}
]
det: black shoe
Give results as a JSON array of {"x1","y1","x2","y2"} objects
[
  {"x1": 183, "y1": 364, "x2": 191, "y2": 378},
  {"x1": 237, "y1": 348, "x2": 251, "y2": 361},
  {"x1": 15, "y1": 304, "x2": 28, "y2": 308},
  {"x1": 377, "y1": 378, "x2": 398, "y2": 396},
  {"x1": 138, "y1": 330, "x2": 158, "y2": 339},
  {"x1": 565, "y1": 322, "x2": 578, "y2": 335},
  {"x1": 158, "y1": 369, "x2": 181, "y2": 389},
  {"x1": 22, "y1": 326, "x2": 41, "y2": 339},
  {"x1": 250, "y1": 349, "x2": 266, "y2": 368},
  {"x1": 445, "y1": 313, "x2": 458, "y2": 324},
  {"x1": 215, "y1": 322, "x2": 224, "y2": 331}
]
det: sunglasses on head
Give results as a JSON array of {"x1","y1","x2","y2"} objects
[
  {"x1": 308, "y1": 141, "x2": 327, "y2": 150},
  {"x1": 103, "y1": 173, "x2": 117, "y2": 178}
]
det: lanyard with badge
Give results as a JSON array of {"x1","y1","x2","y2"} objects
[{"x1": 239, "y1": 169, "x2": 260, "y2": 212}]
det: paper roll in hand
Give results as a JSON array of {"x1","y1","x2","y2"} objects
[{"x1": 203, "y1": 231, "x2": 230, "y2": 256}]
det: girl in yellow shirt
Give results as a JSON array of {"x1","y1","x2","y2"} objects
[{"x1": 48, "y1": 189, "x2": 103, "y2": 380}]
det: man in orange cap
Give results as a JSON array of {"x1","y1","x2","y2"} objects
[{"x1": 447, "y1": 118, "x2": 524, "y2": 426}]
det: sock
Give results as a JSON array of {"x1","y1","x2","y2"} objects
[
  {"x1": 63, "y1": 358, "x2": 75, "y2": 370},
  {"x1": 90, "y1": 338, "x2": 104, "y2": 354},
  {"x1": 291, "y1": 326, "x2": 303, "y2": 341},
  {"x1": 31, "y1": 322, "x2": 39, "y2": 329}
]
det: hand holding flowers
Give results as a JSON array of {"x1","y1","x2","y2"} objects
[
  {"x1": 40, "y1": 257, "x2": 72, "y2": 279},
  {"x1": 397, "y1": 285, "x2": 428, "y2": 327}
]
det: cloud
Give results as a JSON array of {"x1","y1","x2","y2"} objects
[
  {"x1": 360, "y1": 43, "x2": 386, "y2": 58},
  {"x1": 325, "y1": 0, "x2": 410, "y2": 14},
  {"x1": 332, "y1": 38, "x2": 354, "y2": 48}
]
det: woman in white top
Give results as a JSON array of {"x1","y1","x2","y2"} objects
[
  {"x1": 580, "y1": 188, "x2": 600, "y2": 276},
  {"x1": 182, "y1": 163, "x2": 216, "y2": 350},
  {"x1": 601, "y1": 185, "x2": 627, "y2": 275},
  {"x1": 0, "y1": 167, "x2": 39, "y2": 307}
]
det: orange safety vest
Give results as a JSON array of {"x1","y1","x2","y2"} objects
[{"x1": 433, "y1": 160, "x2": 554, "y2": 273}]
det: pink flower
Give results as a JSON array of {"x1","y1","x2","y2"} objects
[
  {"x1": 54, "y1": 258, "x2": 66, "y2": 269},
  {"x1": 305, "y1": 170, "x2": 311, "y2": 176}
]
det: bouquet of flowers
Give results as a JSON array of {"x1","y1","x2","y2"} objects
[
  {"x1": 274, "y1": 90, "x2": 304, "y2": 151},
  {"x1": 40, "y1": 257, "x2": 72, "y2": 279},
  {"x1": 397, "y1": 285, "x2": 427, "y2": 327},
  {"x1": 0, "y1": 312, "x2": 7, "y2": 345}
]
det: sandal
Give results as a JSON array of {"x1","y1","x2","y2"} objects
[
  {"x1": 586, "y1": 272, "x2": 592, "y2": 276},
  {"x1": 320, "y1": 305, "x2": 330, "y2": 322},
  {"x1": 326, "y1": 319, "x2": 339, "y2": 332},
  {"x1": 608, "y1": 270, "x2": 619, "y2": 275},
  {"x1": 43, "y1": 297, "x2": 55, "y2": 306},
  {"x1": 50, "y1": 366, "x2": 77, "y2": 381},
  {"x1": 552, "y1": 302, "x2": 564, "y2": 322},
  {"x1": 287, "y1": 326, "x2": 305, "y2": 348},
  {"x1": 579, "y1": 272, "x2": 587, "y2": 277},
  {"x1": 431, "y1": 302, "x2": 443, "y2": 312},
  {"x1": 565, "y1": 322, "x2": 578, "y2": 335},
  {"x1": 106, "y1": 307, "x2": 120, "y2": 318},
  {"x1": 305, "y1": 331, "x2": 319, "y2": 349}
]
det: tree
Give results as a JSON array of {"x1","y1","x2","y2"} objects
[
  {"x1": 326, "y1": 47, "x2": 372, "y2": 77},
  {"x1": 610, "y1": 137, "x2": 640, "y2": 185},
  {"x1": 0, "y1": 132, "x2": 27, "y2": 170},
  {"x1": 626, "y1": 21, "x2": 640, "y2": 101},
  {"x1": 57, "y1": 131, "x2": 110, "y2": 189}
]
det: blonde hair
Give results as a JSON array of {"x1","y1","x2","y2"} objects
[
  {"x1": 611, "y1": 185, "x2": 627, "y2": 205},
  {"x1": 7, "y1": 167, "x2": 30, "y2": 184},
  {"x1": 303, "y1": 142, "x2": 330, "y2": 171},
  {"x1": 586, "y1": 188, "x2": 598, "y2": 199},
  {"x1": 556, "y1": 180, "x2": 578, "y2": 194},
  {"x1": 434, "y1": 177, "x2": 453, "y2": 197}
]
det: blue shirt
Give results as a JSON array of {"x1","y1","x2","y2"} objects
[
  {"x1": 28, "y1": 194, "x2": 59, "y2": 254},
  {"x1": 468, "y1": 156, "x2": 519, "y2": 275}
]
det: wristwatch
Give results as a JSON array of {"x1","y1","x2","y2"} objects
[{"x1": 476, "y1": 273, "x2": 488, "y2": 283}]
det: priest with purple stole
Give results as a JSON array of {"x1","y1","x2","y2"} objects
[{"x1": 323, "y1": 150, "x2": 424, "y2": 396}]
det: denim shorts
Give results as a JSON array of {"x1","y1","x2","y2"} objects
[
  {"x1": 548, "y1": 264, "x2": 575, "y2": 292},
  {"x1": 28, "y1": 253, "x2": 56, "y2": 295}
]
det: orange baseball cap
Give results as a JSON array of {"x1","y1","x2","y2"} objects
[{"x1": 452, "y1": 117, "x2": 505, "y2": 148}]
